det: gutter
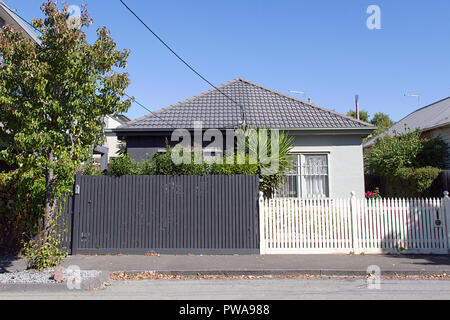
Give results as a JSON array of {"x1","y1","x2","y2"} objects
[{"x1": 114, "y1": 127, "x2": 376, "y2": 138}]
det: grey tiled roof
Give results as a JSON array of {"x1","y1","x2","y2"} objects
[{"x1": 118, "y1": 78, "x2": 375, "y2": 131}]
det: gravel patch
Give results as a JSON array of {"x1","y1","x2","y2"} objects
[{"x1": 0, "y1": 268, "x2": 102, "y2": 284}]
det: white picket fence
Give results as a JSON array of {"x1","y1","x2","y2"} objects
[{"x1": 259, "y1": 192, "x2": 450, "y2": 254}]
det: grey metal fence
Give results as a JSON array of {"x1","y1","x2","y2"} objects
[
  {"x1": 57, "y1": 194, "x2": 74, "y2": 254},
  {"x1": 61, "y1": 174, "x2": 260, "y2": 255}
]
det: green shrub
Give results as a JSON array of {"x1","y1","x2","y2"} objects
[
  {"x1": 210, "y1": 154, "x2": 259, "y2": 175},
  {"x1": 148, "y1": 150, "x2": 209, "y2": 175},
  {"x1": 393, "y1": 167, "x2": 441, "y2": 197},
  {"x1": 23, "y1": 231, "x2": 68, "y2": 271},
  {"x1": 107, "y1": 155, "x2": 142, "y2": 176},
  {"x1": 416, "y1": 137, "x2": 448, "y2": 168},
  {"x1": 0, "y1": 169, "x2": 46, "y2": 254},
  {"x1": 82, "y1": 161, "x2": 104, "y2": 176},
  {"x1": 140, "y1": 155, "x2": 154, "y2": 175},
  {"x1": 365, "y1": 129, "x2": 423, "y2": 176},
  {"x1": 365, "y1": 128, "x2": 448, "y2": 197}
]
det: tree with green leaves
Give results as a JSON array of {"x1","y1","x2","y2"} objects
[
  {"x1": 0, "y1": 1, "x2": 132, "y2": 244},
  {"x1": 347, "y1": 110, "x2": 369, "y2": 123},
  {"x1": 347, "y1": 110, "x2": 394, "y2": 141},
  {"x1": 370, "y1": 112, "x2": 393, "y2": 136}
]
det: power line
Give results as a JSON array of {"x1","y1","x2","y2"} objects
[
  {"x1": 123, "y1": 93, "x2": 179, "y2": 129},
  {"x1": 119, "y1": 0, "x2": 246, "y2": 125},
  {"x1": 1, "y1": 4, "x2": 40, "y2": 33}
]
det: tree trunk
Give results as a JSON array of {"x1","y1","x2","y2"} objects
[{"x1": 43, "y1": 150, "x2": 55, "y2": 240}]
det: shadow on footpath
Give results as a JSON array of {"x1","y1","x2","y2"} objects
[{"x1": 385, "y1": 254, "x2": 450, "y2": 266}]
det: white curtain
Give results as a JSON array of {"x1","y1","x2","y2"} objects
[{"x1": 303, "y1": 155, "x2": 328, "y2": 197}]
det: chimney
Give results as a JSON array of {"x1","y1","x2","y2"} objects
[{"x1": 355, "y1": 95, "x2": 360, "y2": 120}]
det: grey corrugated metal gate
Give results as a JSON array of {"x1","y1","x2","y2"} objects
[{"x1": 60, "y1": 174, "x2": 260, "y2": 255}]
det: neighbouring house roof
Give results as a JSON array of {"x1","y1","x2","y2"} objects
[
  {"x1": 0, "y1": 1, "x2": 41, "y2": 44},
  {"x1": 116, "y1": 78, "x2": 375, "y2": 133},
  {"x1": 117, "y1": 115, "x2": 131, "y2": 123},
  {"x1": 104, "y1": 115, "x2": 131, "y2": 132},
  {"x1": 364, "y1": 97, "x2": 450, "y2": 147}
]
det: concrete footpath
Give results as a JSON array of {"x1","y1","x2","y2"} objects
[
  {"x1": 3, "y1": 279, "x2": 450, "y2": 300},
  {"x1": 3, "y1": 254, "x2": 450, "y2": 276}
]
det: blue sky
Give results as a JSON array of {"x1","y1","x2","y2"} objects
[{"x1": 6, "y1": 0, "x2": 450, "y2": 122}]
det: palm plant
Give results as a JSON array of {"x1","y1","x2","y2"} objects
[{"x1": 243, "y1": 127, "x2": 294, "y2": 198}]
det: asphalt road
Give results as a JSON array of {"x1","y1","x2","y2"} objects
[{"x1": 1, "y1": 278, "x2": 450, "y2": 300}]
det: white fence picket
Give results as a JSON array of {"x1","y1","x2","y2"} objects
[{"x1": 261, "y1": 193, "x2": 450, "y2": 255}]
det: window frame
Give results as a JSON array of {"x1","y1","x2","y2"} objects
[{"x1": 277, "y1": 152, "x2": 330, "y2": 199}]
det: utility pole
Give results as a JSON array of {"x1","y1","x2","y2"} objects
[{"x1": 355, "y1": 95, "x2": 360, "y2": 120}]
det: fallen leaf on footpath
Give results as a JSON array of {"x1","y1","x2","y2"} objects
[
  {"x1": 109, "y1": 272, "x2": 450, "y2": 281},
  {"x1": 144, "y1": 252, "x2": 160, "y2": 257}
]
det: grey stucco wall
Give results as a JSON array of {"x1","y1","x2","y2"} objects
[{"x1": 290, "y1": 134, "x2": 366, "y2": 198}]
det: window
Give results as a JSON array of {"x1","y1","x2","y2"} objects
[
  {"x1": 302, "y1": 154, "x2": 329, "y2": 198},
  {"x1": 276, "y1": 155, "x2": 300, "y2": 198},
  {"x1": 276, "y1": 153, "x2": 329, "y2": 198}
]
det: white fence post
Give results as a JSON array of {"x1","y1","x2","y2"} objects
[
  {"x1": 350, "y1": 191, "x2": 359, "y2": 254},
  {"x1": 259, "y1": 192, "x2": 266, "y2": 255},
  {"x1": 443, "y1": 191, "x2": 450, "y2": 253}
]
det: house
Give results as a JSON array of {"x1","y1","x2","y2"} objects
[
  {"x1": 91, "y1": 115, "x2": 130, "y2": 172},
  {"x1": 104, "y1": 115, "x2": 131, "y2": 159},
  {"x1": 364, "y1": 97, "x2": 450, "y2": 169},
  {"x1": 0, "y1": 1, "x2": 40, "y2": 44},
  {"x1": 115, "y1": 78, "x2": 375, "y2": 198}
]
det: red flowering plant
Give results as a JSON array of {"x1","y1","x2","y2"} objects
[{"x1": 365, "y1": 188, "x2": 381, "y2": 199}]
